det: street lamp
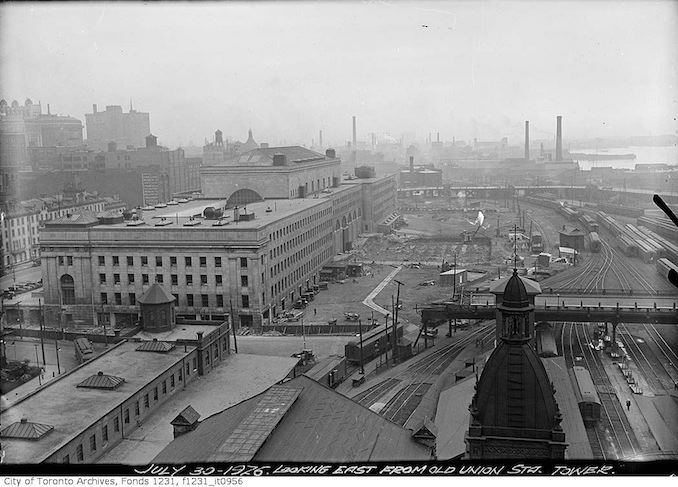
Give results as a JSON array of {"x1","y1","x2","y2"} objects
[{"x1": 55, "y1": 340, "x2": 61, "y2": 375}]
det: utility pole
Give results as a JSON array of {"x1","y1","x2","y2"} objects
[
  {"x1": 391, "y1": 295, "x2": 396, "y2": 365},
  {"x1": 384, "y1": 313, "x2": 390, "y2": 366},
  {"x1": 229, "y1": 300, "x2": 238, "y2": 353},
  {"x1": 55, "y1": 339, "x2": 61, "y2": 374},
  {"x1": 394, "y1": 279, "x2": 405, "y2": 365},
  {"x1": 452, "y1": 254, "x2": 457, "y2": 301},
  {"x1": 38, "y1": 299, "x2": 46, "y2": 365},
  {"x1": 358, "y1": 319, "x2": 365, "y2": 374}
]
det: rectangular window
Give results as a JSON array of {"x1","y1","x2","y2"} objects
[
  {"x1": 200, "y1": 256, "x2": 207, "y2": 267},
  {"x1": 100, "y1": 293, "x2": 108, "y2": 305},
  {"x1": 186, "y1": 363, "x2": 190, "y2": 376},
  {"x1": 241, "y1": 275, "x2": 248, "y2": 287},
  {"x1": 201, "y1": 294, "x2": 209, "y2": 307},
  {"x1": 186, "y1": 275, "x2": 193, "y2": 285},
  {"x1": 114, "y1": 417, "x2": 120, "y2": 432},
  {"x1": 127, "y1": 256, "x2": 134, "y2": 266},
  {"x1": 185, "y1": 256, "x2": 192, "y2": 267},
  {"x1": 240, "y1": 257, "x2": 247, "y2": 268},
  {"x1": 103, "y1": 425, "x2": 108, "y2": 442},
  {"x1": 172, "y1": 293, "x2": 179, "y2": 304},
  {"x1": 170, "y1": 256, "x2": 177, "y2": 266},
  {"x1": 201, "y1": 274, "x2": 207, "y2": 285},
  {"x1": 171, "y1": 374, "x2": 175, "y2": 388},
  {"x1": 187, "y1": 294, "x2": 194, "y2": 306},
  {"x1": 141, "y1": 256, "x2": 148, "y2": 266},
  {"x1": 58, "y1": 256, "x2": 64, "y2": 265},
  {"x1": 114, "y1": 293, "x2": 122, "y2": 305},
  {"x1": 99, "y1": 273, "x2": 106, "y2": 284},
  {"x1": 214, "y1": 257, "x2": 222, "y2": 268},
  {"x1": 113, "y1": 256, "x2": 119, "y2": 266},
  {"x1": 178, "y1": 368, "x2": 183, "y2": 381},
  {"x1": 155, "y1": 256, "x2": 162, "y2": 267},
  {"x1": 98, "y1": 256, "x2": 105, "y2": 266},
  {"x1": 193, "y1": 358, "x2": 197, "y2": 370},
  {"x1": 242, "y1": 295, "x2": 249, "y2": 308},
  {"x1": 63, "y1": 455, "x2": 70, "y2": 464},
  {"x1": 129, "y1": 293, "x2": 136, "y2": 305},
  {"x1": 154, "y1": 387, "x2": 158, "y2": 400},
  {"x1": 135, "y1": 401, "x2": 140, "y2": 416},
  {"x1": 142, "y1": 274, "x2": 149, "y2": 285},
  {"x1": 67, "y1": 256, "x2": 73, "y2": 266},
  {"x1": 90, "y1": 434, "x2": 97, "y2": 451},
  {"x1": 76, "y1": 444, "x2": 83, "y2": 461},
  {"x1": 128, "y1": 273, "x2": 135, "y2": 284},
  {"x1": 215, "y1": 275, "x2": 222, "y2": 286},
  {"x1": 124, "y1": 409, "x2": 130, "y2": 423},
  {"x1": 162, "y1": 381, "x2": 167, "y2": 394},
  {"x1": 171, "y1": 274, "x2": 178, "y2": 285},
  {"x1": 156, "y1": 274, "x2": 164, "y2": 284},
  {"x1": 216, "y1": 295, "x2": 224, "y2": 307},
  {"x1": 113, "y1": 273, "x2": 120, "y2": 284},
  {"x1": 144, "y1": 394, "x2": 149, "y2": 408}
]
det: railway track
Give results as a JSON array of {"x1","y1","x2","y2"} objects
[
  {"x1": 353, "y1": 377, "x2": 401, "y2": 406},
  {"x1": 380, "y1": 382, "x2": 432, "y2": 426}
]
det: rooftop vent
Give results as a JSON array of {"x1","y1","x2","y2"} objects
[
  {"x1": 154, "y1": 218, "x2": 172, "y2": 226},
  {"x1": 126, "y1": 220, "x2": 146, "y2": 227},
  {"x1": 77, "y1": 372, "x2": 125, "y2": 390},
  {"x1": 0, "y1": 419, "x2": 54, "y2": 440},
  {"x1": 183, "y1": 218, "x2": 201, "y2": 227},
  {"x1": 325, "y1": 148, "x2": 336, "y2": 158},
  {"x1": 272, "y1": 153, "x2": 287, "y2": 166},
  {"x1": 136, "y1": 340, "x2": 176, "y2": 353}
]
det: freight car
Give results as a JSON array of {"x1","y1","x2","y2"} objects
[
  {"x1": 345, "y1": 322, "x2": 404, "y2": 364},
  {"x1": 531, "y1": 233, "x2": 543, "y2": 253},
  {"x1": 597, "y1": 203, "x2": 644, "y2": 219},
  {"x1": 579, "y1": 214, "x2": 599, "y2": 233},
  {"x1": 656, "y1": 258, "x2": 678, "y2": 286},
  {"x1": 572, "y1": 366, "x2": 601, "y2": 426},
  {"x1": 74, "y1": 337, "x2": 94, "y2": 364},
  {"x1": 587, "y1": 232, "x2": 601, "y2": 253}
]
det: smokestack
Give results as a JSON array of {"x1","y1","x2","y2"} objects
[
  {"x1": 319, "y1": 130, "x2": 323, "y2": 148},
  {"x1": 409, "y1": 156, "x2": 414, "y2": 173},
  {"x1": 437, "y1": 132, "x2": 440, "y2": 143},
  {"x1": 524, "y1": 121, "x2": 530, "y2": 160},
  {"x1": 352, "y1": 116, "x2": 357, "y2": 151},
  {"x1": 556, "y1": 115, "x2": 563, "y2": 161},
  {"x1": 92, "y1": 104, "x2": 97, "y2": 114}
]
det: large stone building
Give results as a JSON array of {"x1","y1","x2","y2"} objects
[
  {"x1": 85, "y1": 103, "x2": 150, "y2": 151},
  {"x1": 38, "y1": 147, "x2": 397, "y2": 329}
]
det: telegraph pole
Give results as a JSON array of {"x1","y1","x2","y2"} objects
[
  {"x1": 229, "y1": 300, "x2": 238, "y2": 353},
  {"x1": 394, "y1": 279, "x2": 405, "y2": 365},
  {"x1": 38, "y1": 299, "x2": 46, "y2": 365},
  {"x1": 358, "y1": 319, "x2": 365, "y2": 374}
]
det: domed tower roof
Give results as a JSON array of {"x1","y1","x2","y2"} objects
[{"x1": 501, "y1": 270, "x2": 530, "y2": 309}]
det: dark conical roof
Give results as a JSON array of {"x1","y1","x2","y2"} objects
[
  {"x1": 138, "y1": 283, "x2": 176, "y2": 305},
  {"x1": 501, "y1": 270, "x2": 530, "y2": 308}
]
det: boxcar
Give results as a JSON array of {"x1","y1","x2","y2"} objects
[
  {"x1": 588, "y1": 232, "x2": 601, "y2": 253},
  {"x1": 74, "y1": 337, "x2": 94, "y2": 364},
  {"x1": 573, "y1": 366, "x2": 601, "y2": 426},
  {"x1": 345, "y1": 322, "x2": 404, "y2": 364}
]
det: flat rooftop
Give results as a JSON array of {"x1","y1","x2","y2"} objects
[
  {"x1": 98, "y1": 353, "x2": 299, "y2": 464},
  {"x1": 133, "y1": 323, "x2": 222, "y2": 342},
  {"x1": 85, "y1": 198, "x2": 331, "y2": 231},
  {"x1": 0, "y1": 341, "x2": 194, "y2": 464}
]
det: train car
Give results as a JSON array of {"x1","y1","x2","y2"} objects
[
  {"x1": 74, "y1": 337, "x2": 94, "y2": 364},
  {"x1": 344, "y1": 322, "x2": 404, "y2": 364},
  {"x1": 587, "y1": 232, "x2": 601, "y2": 253},
  {"x1": 656, "y1": 258, "x2": 678, "y2": 285},
  {"x1": 617, "y1": 233, "x2": 639, "y2": 257},
  {"x1": 531, "y1": 233, "x2": 543, "y2": 253},
  {"x1": 572, "y1": 366, "x2": 601, "y2": 426}
]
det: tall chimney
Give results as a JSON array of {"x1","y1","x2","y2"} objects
[
  {"x1": 409, "y1": 156, "x2": 414, "y2": 173},
  {"x1": 319, "y1": 130, "x2": 323, "y2": 148},
  {"x1": 524, "y1": 121, "x2": 530, "y2": 160},
  {"x1": 352, "y1": 116, "x2": 357, "y2": 151},
  {"x1": 92, "y1": 104, "x2": 97, "y2": 114},
  {"x1": 437, "y1": 132, "x2": 440, "y2": 143},
  {"x1": 556, "y1": 115, "x2": 563, "y2": 162}
]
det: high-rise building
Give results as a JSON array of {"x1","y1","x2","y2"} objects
[{"x1": 85, "y1": 103, "x2": 150, "y2": 151}]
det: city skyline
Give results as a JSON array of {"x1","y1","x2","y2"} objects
[{"x1": 1, "y1": 1, "x2": 676, "y2": 148}]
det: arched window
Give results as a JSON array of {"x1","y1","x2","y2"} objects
[
  {"x1": 335, "y1": 220, "x2": 341, "y2": 230},
  {"x1": 60, "y1": 274, "x2": 75, "y2": 304}
]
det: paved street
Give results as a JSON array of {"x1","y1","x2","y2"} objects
[{"x1": 1, "y1": 263, "x2": 42, "y2": 290}]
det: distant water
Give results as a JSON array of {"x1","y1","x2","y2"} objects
[{"x1": 572, "y1": 145, "x2": 678, "y2": 171}]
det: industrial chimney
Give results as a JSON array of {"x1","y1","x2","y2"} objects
[
  {"x1": 556, "y1": 116, "x2": 563, "y2": 162},
  {"x1": 409, "y1": 156, "x2": 414, "y2": 173},
  {"x1": 524, "y1": 121, "x2": 530, "y2": 161},
  {"x1": 437, "y1": 132, "x2": 440, "y2": 143},
  {"x1": 352, "y1": 116, "x2": 357, "y2": 151},
  {"x1": 319, "y1": 130, "x2": 323, "y2": 148}
]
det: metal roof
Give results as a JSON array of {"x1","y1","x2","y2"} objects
[
  {"x1": 0, "y1": 419, "x2": 54, "y2": 440},
  {"x1": 136, "y1": 340, "x2": 175, "y2": 353},
  {"x1": 171, "y1": 406, "x2": 201, "y2": 426},
  {"x1": 77, "y1": 371, "x2": 125, "y2": 390}
]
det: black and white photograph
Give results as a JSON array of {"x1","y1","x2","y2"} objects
[{"x1": 0, "y1": 0, "x2": 677, "y2": 478}]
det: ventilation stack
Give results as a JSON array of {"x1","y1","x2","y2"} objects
[
  {"x1": 352, "y1": 116, "x2": 357, "y2": 151},
  {"x1": 556, "y1": 116, "x2": 563, "y2": 162}
]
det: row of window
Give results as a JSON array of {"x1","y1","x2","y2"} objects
[
  {"x1": 97, "y1": 255, "x2": 239, "y2": 268},
  {"x1": 270, "y1": 233, "x2": 332, "y2": 278},
  {"x1": 100, "y1": 292, "x2": 247, "y2": 309},
  {"x1": 268, "y1": 207, "x2": 332, "y2": 242},
  {"x1": 99, "y1": 273, "x2": 247, "y2": 287}
]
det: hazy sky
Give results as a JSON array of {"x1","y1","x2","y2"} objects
[{"x1": 1, "y1": 1, "x2": 676, "y2": 148}]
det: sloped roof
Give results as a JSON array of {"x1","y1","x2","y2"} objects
[
  {"x1": 136, "y1": 340, "x2": 175, "y2": 353},
  {"x1": 138, "y1": 283, "x2": 176, "y2": 305},
  {"x1": 47, "y1": 210, "x2": 100, "y2": 227},
  {"x1": 171, "y1": 406, "x2": 201, "y2": 426},
  {"x1": 153, "y1": 375, "x2": 431, "y2": 463},
  {"x1": 559, "y1": 225, "x2": 585, "y2": 236},
  {"x1": 77, "y1": 371, "x2": 125, "y2": 390},
  {"x1": 229, "y1": 146, "x2": 328, "y2": 166},
  {"x1": 0, "y1": 419, "x2": 54, "y2": 440},
  {"x1": 489, "y1": 273, "x2": 541, "y2": 296}
]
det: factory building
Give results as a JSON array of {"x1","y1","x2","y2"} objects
[
  {"x1": 559, "y1": 225, "x2": 585, "y2": 252},
  {"x1": 38, "y1": 147, "x2": 397, "y2": 329}
]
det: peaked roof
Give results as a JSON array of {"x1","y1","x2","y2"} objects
[
  {"x1": 47, "y1": 210, "x2": 99, "y2": 227},
  {"x1": 138, "y1": 283, "x2": 176, "y2": 305},
  {"x1": 77, "y1": 371, "x2": 125, "y2": 390},
  {"x1": 230, "y1": 146, "x2": 328, "y2": 166},
  {"x1": 171, "y1": 406, "x2": 201, "y2": 426},
  {"x1": 153, "y1": 375, "x2": 431, "y2": 463},
  {"x1": 489, "y1": 273, "x2": 541, "y2": 296},
  {"x1": 0, "y1": 419, "x2": 54, "y2": 440},
  {"x1": 136, "y1": 340, "x2": 175, "y2": 353}
]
